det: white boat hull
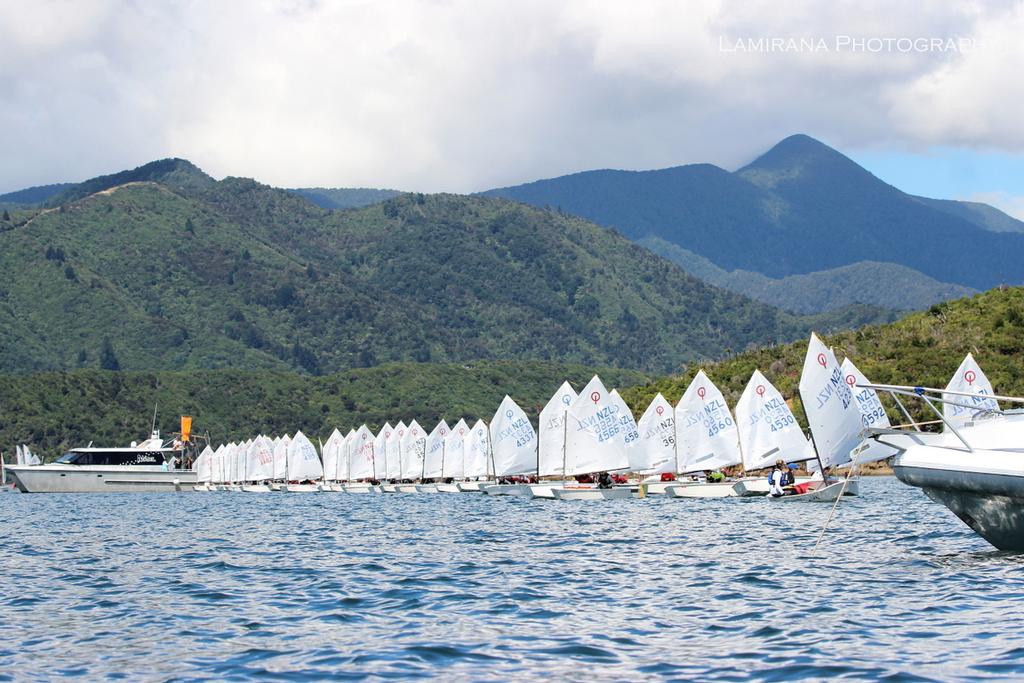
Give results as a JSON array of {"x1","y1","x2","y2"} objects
[
  {"x1": 482, "y1": 484, "x2": 533, "y2": 497},
  {"x1": 436, "y1": 483, "x2": 462, "y2": 493},
  {"x1": 380, "y1": 484, "x2": 398, "y2": 493},
  {"x1": 285, "y1": 483, "x2": 321, "y2": 493},
  {"x1": 6, "y1": 465, "x2": 197, "y2": 493},
  {"x1": 552, "y1": 487, "x2": 634, "y2": 500},
  {"x1": 344, "y1": 484, "x2": 376, "y2": 493},
  {"x1": 665, "y1": 482, "x2": 739, "y2": 498},
  {"x1": 241, "y1": 484, "x2": 273, "y2": 493},
  {"x1": 767, "y1": 481, "x2": 845, "y2": 502},
  {"x1": 395, "y1": 484, "x2": 422, "y2": 493},
  {"x1": 456, "y1": 481, "x2": 492, "y2": 492},
  {"x1": 414, "y1": 484, "x2": 440, "y2": 493}
]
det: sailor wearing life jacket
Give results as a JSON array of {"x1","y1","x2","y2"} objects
[{"x1": 768, "y1": 461, "x2": 786, "y2": 497}]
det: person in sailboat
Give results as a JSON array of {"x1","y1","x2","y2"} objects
[
  {"x1": 597, "y1": 471, "x2": 613, "y2": 489},
  {"x1": 768, "y1": 461, "x2": 787, "y2": 497},
  {"x1": 705, "y1": 469, "x2": 725, "y2": 483}
]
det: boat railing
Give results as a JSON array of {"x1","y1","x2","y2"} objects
[{"x1": 859, "y1": 383, "x2": 1024, "y2": 453}]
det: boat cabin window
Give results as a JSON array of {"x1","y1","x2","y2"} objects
[{"x1": 54, "y1": 451, "x2": 167, "y2": 466}]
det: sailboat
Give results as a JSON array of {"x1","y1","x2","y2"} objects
[
  {"x1": 552, "y1": 376, "x2": 638, "y2": 500},
  {"x1": 381, "y1": 421, "x2": 404, "y2": 492},
  {"x1": 438, "y1": 419, "x2": 469, "y2": 492},
  {"x1": 319, "y1": 429, "x2": 345, "y2": 492},
  {"x1": 346, "y1": 425, "x2": 378, "y2": 492},
  {"x1": 458, "y1": 419, "x2": 492, "y2": 491},
  {"x1": 397, "y1": 420, "x2": 426, "y2": 492},
  {"x1": 765, "y1": 332, "x2": 864, "y2": 502},
  {"x1": 666, "y1": 371, "x2": 746, "y2": 498},
  {"x1": 242, "y1": 436, "x2": 275, "y2": 492},
  {"x1": 943, "y1": 353, "x2": 1000, "y2": 431},
  {"x1": 373, "y1": 423, "x2": 392, "y2": 488},
  {"x1": 531, "y1": 381, "x2": 578, "y2": 498},
  {"x1": 841, "y1": 358, "x2": 898, "y2": 484},
  {"x1": 484, "y1": 395, "x2": 537, "y2": 496},
  {"x1": 192, "y1": 445, "x2": 215, "y2": 491},
  {"x1": 285, "y1": 430, "x2": 323, "y2": 492},
  {"x1": 417, "y1": 420, "x2": 450, "y2": 492},
  {"x1": 634, "y1": 392, "x2": 677, "y2": 493},
  {"x1": 731, "y1": 370, "x2": 814, "y2": 497},
  {"x1": 270, "y1": 434, "x2": 290, "y2": 490}
]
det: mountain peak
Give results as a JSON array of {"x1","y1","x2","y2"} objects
[
  {"x1": 737, "y1": 134, "x2": 873, "y2": 190},
  {"x1": 48, "y1": 158, "x2": 215, "y2": 206}
]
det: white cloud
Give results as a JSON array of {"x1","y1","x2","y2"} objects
[{"x1": 0, "y1": 0, "x2": 1022, "y2": 194}]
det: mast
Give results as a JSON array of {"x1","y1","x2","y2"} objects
[{"x1": 797, "y1": 388, "x2": 828, "y2": 476}]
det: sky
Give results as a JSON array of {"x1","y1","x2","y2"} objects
[{"x1": 1, "y1": 0, "x2": 1023, "y2": 217}]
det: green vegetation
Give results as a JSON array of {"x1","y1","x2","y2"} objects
[
  {"x1": 0, "y1": 361, "x2": 648, "y2": 456},
  {"x1": 621, "y1": 287, "x2": 1024, "y2": 426},
  {"x1": 484, "y1": 134, "x2": 1024, "y2": 292},
  {"x1": 0, "y1": 159, "x2": 875, "y2": 375},
  {"x1": 287, "y1": 187, "x2": 403, "y2": 209},
  {"x1": 640, "y1": 237, "x2": 976, "y2": 313}
]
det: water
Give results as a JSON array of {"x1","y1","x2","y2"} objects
[{"x1": 2, "y1": 477, "x2": 1024, "y2": 681}]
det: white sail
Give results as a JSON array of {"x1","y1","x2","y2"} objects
[
  {"x1": 636, "y1": 392, "x2": 676, "y2": 474},
  {"x1": 736, "y1": 370, "x2": 812, "y2": 471},
  {"x1": 287, "y1": 430, "x2": 323, "y2": 482},
  {"x1": 15, "y1": 445, "x2": 24, "y2": 466},
  {"x1": 374, "y1": 423, "x2": 392, "y2": 480},
  {"x1": 349, "y1": 425, "x2": 377, "y2": 480},
  {"x1": 799, "y1": 333, "x2": 861, "y2": 469},
  {"x1": 610, "y1": 389, "x2": 645, "y2": 472},
  {"x1": 563, "y1": 376, "x2": 633, "y2": 475},
  {"x1": 423, "y1": 420, "x2": 450, "y2": 479},
  {"x1": 538, "y1": 381, "x2": 577, "y2": 477},
  {"x1": 840, "y1": 358, "x2": 900, "y2": 464},
  {"x1": 464, "y1": 419, "x2": 490, "y2": 479},
  {"x1": 943, "y1": 353, "x2": 1000, "y2": 431},
  {"x1": 272, "y1": 434, "x2": 290, "y2": 480},
  {"x1": 400, "y1": 420, "x2": 426, "y2": 480},
  {"x1": 229, "y1": 442, "x2": 243, "y2": 483},
  {"x1": 340, "y1": 429, "x2": 356, "y2": 481},
  {"x1": 194, "y1": 446, "x2": 214, "y2": 482},
  {"x1": 385, "y1": 421, "x2": 405, "y2": 480},
  {"x1": 490, "y1": 396, "x2": 537, "y2": 477},
  {"x1": 23, "y1": 445, "x2": 40, "y2": 466},
  {"x1": 321, "y1": 429, "x2": 345, "y2": 482},
  {"x1": 443, "y1": 419, "x2": 469, "y2": 479},
  {"x1": 246, "y1": 436, "x2": 276, "y2": 481},
  {"x1": 676, "y1": 370, "x2": 741, "y2": 473}
]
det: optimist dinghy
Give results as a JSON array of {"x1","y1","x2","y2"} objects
[
  {"x1": 552, "y1": 487, "x2": 634, "y2": 500},
  {"x1": 767, "y1": 480, "x2": 846, "y2": 502},
  {"x1": 665, "y1": 481, "x2": 739, "y2": 498}
]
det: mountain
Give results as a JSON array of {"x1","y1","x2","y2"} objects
[
  {"x1": 912, "y1": 196, "x2": 1024, "y2": 234},
  {"x1": 287, "y1": 187, "x2": 403, "y2": 209},
  {"x1": 640, "y1": 237, "x2": 977, "y2": 313},
  {"x1": 0, "y1": 158, "x2": 878, "y2": 375},
  {"x1": 0, "y1": 361, "x2": 649, "y2": 454},
  {"x1": 621, "y1": 286, "x2": 1024, "y2": 426},
  {"x1": 0, "y1": 183, "x2": 75, "y2": 206},
  {"x1": 483, "y1": 134, "x2": 1024, "y2": 299}
]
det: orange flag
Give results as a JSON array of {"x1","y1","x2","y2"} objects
[{"x1": 180, "y1": 416, "x2": 193, "y2": 443}]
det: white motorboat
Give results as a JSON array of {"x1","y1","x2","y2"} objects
[
  {"x1": 552, "y1": 487, "x2": 634, "y2": 500},
  {"x1": 6, "y1": 431, "x2": 197, "y2": 493},
  {"x1": 866, "y1": 382, "x2": 1024, "y2": 551}
]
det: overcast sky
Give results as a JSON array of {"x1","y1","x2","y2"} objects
[{"x1": 2, "y1": 0, "x2": 1023, "y2": 216}]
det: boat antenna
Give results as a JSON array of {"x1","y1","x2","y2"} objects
[{"x1": 151, "y1": 402, "x2": 159, "y2": 435}]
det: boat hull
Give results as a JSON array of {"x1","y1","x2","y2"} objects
[
  {"x1": 436, "y1": 483, "x2": 462, "y2": 493},
  {"x1": 665, "y1": 482, "x2": 738, "y2": 498},
  {"x1": 552, "y1": 487, "x2": 634, "y2": 500},
  {"x1": 767, "y1": 481, "x2": 845, "y2": 502},
  {"x1": 285, "y1": 483, "x2": 321, "y2": 493},
  {"x1": 482, "y1": 484, "x2": 533, "y2": 497},
  {"x1": 7, "y1": 465, "x2": 197, "y2": 493},
  {"x1": 455, "y1": 481, "x2": 492, "y2": 492},
  {"x1": 895, "y1": 461, "x2": 1024, "y2": 551}
]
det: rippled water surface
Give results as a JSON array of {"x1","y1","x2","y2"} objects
[{"x1": 3, "y1": 477, "x2": 1024, "y2": 681}]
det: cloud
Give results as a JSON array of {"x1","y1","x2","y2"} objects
[
  {"x1": 0, "y1": 0, "x2": 1022, "y2": 194},
  {"x1": 965, "y1": 192, "x2": 1024, "y2": 221}
]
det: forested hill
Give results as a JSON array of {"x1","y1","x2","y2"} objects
[
  {"x1": 483, "y1": 134, "x2": 1024, "y2": 309},
  {"x1": 622, "y1": 286, "x2": 1024, "y2": 422},
  {"x1": 0, "y1": 159, "x2": 884, "y2": 375},
  {"x1": 0, "y1": 361, "x2": 649, "y2": 454}
]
